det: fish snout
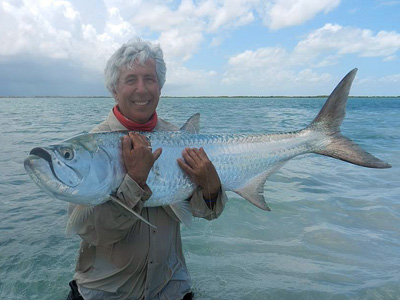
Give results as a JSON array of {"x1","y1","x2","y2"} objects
[
  {"x1": 30, "y1": 147, "x2": 52, "y2": 164},
  {"x1": 28, "y1": 146, "x2": 82, "y2": 187}
]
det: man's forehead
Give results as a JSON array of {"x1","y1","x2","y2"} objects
[{"x1": 124, "y1": 58, "x2": 156, "y2": 72}]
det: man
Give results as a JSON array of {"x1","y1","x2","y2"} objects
[{"x1": 66, "y1": 38, "x2": 227, "y2": 300}]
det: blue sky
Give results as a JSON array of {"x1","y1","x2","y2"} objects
[{"x1": 0, "y1": 0, "x2": 399, "y2": 96}]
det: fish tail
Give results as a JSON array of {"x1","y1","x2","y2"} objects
[{"x1": 309, "y1": 68, "x2": 391, "y2": 169}]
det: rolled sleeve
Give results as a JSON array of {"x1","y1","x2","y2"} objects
[
  {"x1": 189, "y1": 186, "x2": 228, "y2": 220},
  {"x1": 116, "y1": 174, "x2": 152, "y2": 211},
  {"x1": 69, "y1": 174, "x2": 152, "y2": 246}
]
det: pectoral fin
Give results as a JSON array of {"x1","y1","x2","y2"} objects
[
  {"x1": 170, "y1": 201, "x2": 192, "y2": 227},
  {"x1": 66, "y1": 204, "x2": 94, "y2": 236},
  {"x1": 110, "y1": 196, "x2": 156, "y2": 229}
]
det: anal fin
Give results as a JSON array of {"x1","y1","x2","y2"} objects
[{"x1": 233, "y1": 163, "x2": 286, "y2": 211}]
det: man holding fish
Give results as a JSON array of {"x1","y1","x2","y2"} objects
[{"x1": 66, "y1": 38, "x2": 227, "y2": 300}]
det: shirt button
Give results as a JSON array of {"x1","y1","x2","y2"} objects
[{"x1": 150, "y1": 261, "x2": 153, "y2": 264}]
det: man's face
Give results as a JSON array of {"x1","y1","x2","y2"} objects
[{"x1": 114, "y1": 58, "x2": 160, "y2": 124}]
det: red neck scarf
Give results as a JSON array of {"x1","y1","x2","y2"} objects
[{"x1": 113, "y1": 105, "x2": 158, "y2": 132}]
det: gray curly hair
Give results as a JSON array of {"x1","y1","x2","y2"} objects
[{"x1": 104, "y1": 37, "x2": 166, "y2": 95}]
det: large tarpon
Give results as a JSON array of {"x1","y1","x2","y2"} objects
[{"x1": 24, "y1": 69, "x2": 391, "y2": 227}]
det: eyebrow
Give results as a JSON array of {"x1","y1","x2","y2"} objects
[{"x1": 124, "y1": 75, "x2": 137, "y2": 80}]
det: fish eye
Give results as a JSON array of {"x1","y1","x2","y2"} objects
[{"x1": 59, "y1": 147, "x2": 74, "y2": 160}]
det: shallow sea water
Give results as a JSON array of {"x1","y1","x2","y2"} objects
[{"x1": 0, "y1": 97, "x2": 399, "y2": 300}]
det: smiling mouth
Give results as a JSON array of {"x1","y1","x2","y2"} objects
[{"x1": 132, "y1": 100, "x2": 151, "y2": 106}]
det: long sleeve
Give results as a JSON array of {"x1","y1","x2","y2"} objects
[
  {"x1": 189, "y1": 186, "x2": 228, "y2": 220},
  {"x1": 69, "y1": 175, "x2": 151, "y2": 246}
]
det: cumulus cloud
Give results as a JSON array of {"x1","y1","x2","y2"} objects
[
  {"x1": 0, "y1": 0, "x2": 135, "y2": 72},
  {"x1": 0, "y1": 0, "x2": 398, "y2": 96},
  {"x1": 221, "y1": 23, "x2": 400, "y2": 95},
  {"x1": 221, "y1": 46, "x2": 333, "y2": 95},
  {"x1": 260, "y1": 0, "x2": 341, "y2": 30},
  {"x1": 162, "y1": 64, "x2": 220, "y2": 96},
  {"x1": 0, "y1": 0, "x2": 345, "y2": 77},
  {"x1": 102, "y1": 0, "x2": 259, "y2": 62},
  {"x1": 295, "y1": 23, "x2": 400, "y2": 60}
]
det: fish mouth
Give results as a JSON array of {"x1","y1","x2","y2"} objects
[
  {"x1": 24, "y1": 147, "x2": 80, "y2": 190},
  {"x1": 29, "y1": 147, "x2": 58, "y2": 178},
  {"x1": 24, "y1": 153, "x2": 69, "y2": 199}
]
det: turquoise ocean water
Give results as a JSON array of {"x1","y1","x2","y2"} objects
[{"x1": 0, "y1": 97, "x2": 399, "y2": 300}]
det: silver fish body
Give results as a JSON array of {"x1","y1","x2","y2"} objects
[{"x1": 24, "y1": 69, "x2": 391, "y2": 216}]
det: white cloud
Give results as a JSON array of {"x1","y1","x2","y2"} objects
[
  {"x1": 355, "y1": 73, "x2": 400, "y2": 95},
  {"x1": 222, "y1": 46, "x2": 333, "y2": 95},
  {"x1": 260, "y1": 0, "x2": 341, "y2": 30},
  {"x1": 378, "y1": 1, "x2": 400, "y2": 7},
  {"x1": 359, "y1": 74, "x2": 400, "y2": 85},
  {"x1": 383, "y1": 55, "x2": 397, "y2": 62},
  {"x1": 221, "y1": 23, "x2": 400, "y2": 95},
  {"x1": 0, "y1": 0, "x2": 136, "y2": 72},
  {"x1": 162, "y1": 64, "x2": 219, "y2": 96},
  {"x1": 0, "y1": 0, "x2": 398, "y2": 96},
  {"x1": 106, "y1": 0, "x2": 259, "y2": 62},
  {"x1": 295, "y1": 23, "x2": 400, "y2": 60}
]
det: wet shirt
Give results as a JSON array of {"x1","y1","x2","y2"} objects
[{"x1": 69, "y1": 111, "x2": 227, "y2": 300}]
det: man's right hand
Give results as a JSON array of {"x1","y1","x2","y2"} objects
[{"x1": 122, "y1": 132, "x2": 162, "y2": 188}]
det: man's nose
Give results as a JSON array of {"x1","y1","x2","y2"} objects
[{"x1": 136, "y1": 78, "x2": 146, "y2": 93}]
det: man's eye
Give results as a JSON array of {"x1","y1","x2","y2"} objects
[{"x1": 126, "y1": 78, "x2": 137, "y2": 83}]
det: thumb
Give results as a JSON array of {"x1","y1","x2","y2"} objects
[{"x1": 153, "y1": 148, "x2": 162, "y2": 161}]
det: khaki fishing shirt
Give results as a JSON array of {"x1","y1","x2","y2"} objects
[{"x1": 69, "y1": 110, "x2": 227, "y2": 300}]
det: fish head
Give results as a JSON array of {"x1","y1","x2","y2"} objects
[{"x1": 24, "y1": 134, "x2": 115, "y2": 205}]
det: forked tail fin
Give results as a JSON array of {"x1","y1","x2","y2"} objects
[{"x1": 309, "y1": 68, "x2": 391, "y2": 168}]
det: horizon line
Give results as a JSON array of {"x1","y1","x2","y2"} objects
[{"x1": 1, "y1": 95, "x2": 400, "y2": 99}]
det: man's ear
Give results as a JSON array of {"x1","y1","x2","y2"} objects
[{"x1": 113, "y1": 91, "x2": 119, "y2": 102}]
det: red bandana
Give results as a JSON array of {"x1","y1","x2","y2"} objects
[{"x1": 113, "y1": 105, "x2": 158, "y2": 132}]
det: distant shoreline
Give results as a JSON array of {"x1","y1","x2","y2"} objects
[{"x1": 1, "y1": 95, "x2": 399, "y2": 99}]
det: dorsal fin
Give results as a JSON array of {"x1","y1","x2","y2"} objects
[{"x1": 180, "y1": 113, "x2": 200, "y2": 133}]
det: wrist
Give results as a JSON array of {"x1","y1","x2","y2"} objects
[
  {"x1": 202, "y1": 188, "x2": 219, "y2": 201},
  {"x1": 128, "y1": 173, "x2": 147, "y2": 188}
]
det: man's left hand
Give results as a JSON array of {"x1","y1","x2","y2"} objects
[{"x1": 177, "y1": 147, "x2": 221, "y2": 200}]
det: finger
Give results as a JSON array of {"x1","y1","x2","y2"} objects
[
  {"x1": 136, "y1": 133, "x2": 149, "y2": 145},
  {"x1": 177, "y1": 158, "x2": 194, "y2": 175},
  {"x1": 122, "y1": 135, "x2": 132, "y2": 153},
  {"x1": 121, "y1": 136, "x2": 133, "y2": 167},
  {"x1": 187, "y1": 147, "x2": 203, "y2": 161},
  {"x1": 197, "y1": 147, "x2": 210, "y2": 160},
  {"x1": 153, "y1": 148, "x2": 162, "y2": 161},
  {"x1": 182, "y1": 148, "x2": 198, "y2": 167},
  {"x1": 137, "y1": 135, "x2": 153, "y2": 151},
  {"x1": 129, "y1": 132, "x2": 152, "y2": 152},
  {"x1": 128, "y1": 132, "x2": 139, "y2": 147}
]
